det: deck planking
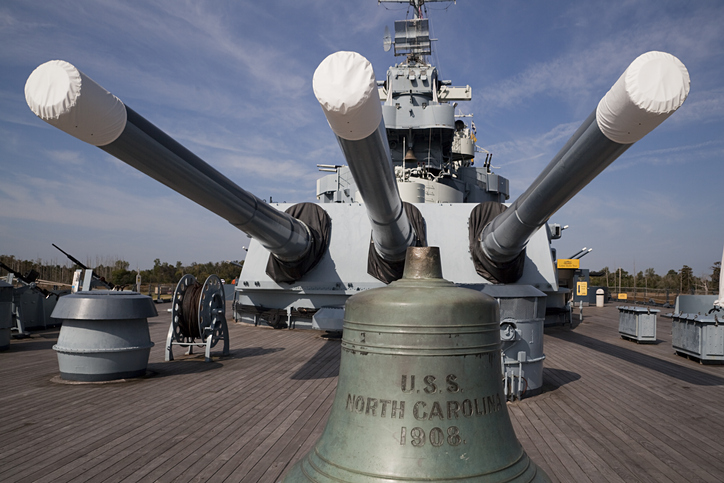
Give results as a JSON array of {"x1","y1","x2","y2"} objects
[{"x1": 0, "y1": 301, "x2": 723, "y2": 482}]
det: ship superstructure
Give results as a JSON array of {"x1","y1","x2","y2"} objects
[{"x1": 317, "y1": 0, "x2": 509, "y2": 206}]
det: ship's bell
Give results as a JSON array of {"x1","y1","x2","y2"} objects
[
  {"x1": 282, "y1": 247, "x2": 551, "y2": 482},
  {"x1": 404, "y1": 147, "x2": 417, "y2": 163}
]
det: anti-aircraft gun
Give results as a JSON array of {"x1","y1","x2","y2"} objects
[
  {"x1": 52, "y1": 244, "x2": 115, "y2": 291},
  {"x1": 25, "y1": 2, "x2": 689, "y2": 399},
  {"x1": 0, "y1": 261, "x2": 64, "y2": 335}
]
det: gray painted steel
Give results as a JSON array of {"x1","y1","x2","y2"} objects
[
  {"x1": 283, "y1": 247, "x2": 551, "y2": 482},
  {"x1": 51, "y1": 290, "x2": 157, "y2": 319},
  {"x1": 336, "y1": 122, "x2": 414, "y2": 261},
  {"x1": 483, "y1": 284, "x2": 547, "y2": 400},
  {"x1": 13, "y1": 288, "x2": 62, "y2": 330},
  {"x1": 672, "y1": 295, "x2": 723, "y2": 363},
  {"x1": 0, "y1": 281, "x2": 12, "y2": 350},
  {"x1": 481, "y1": 111, "x2": 630, "y2": 264},
  {"x1": 102, "y1": 108, "x2": 311, "y2": 263},
  {"x1": 675, "y1": 294, "x2": 719, "y2": 314},
  {"x1": 617, "y1": 306, "x2": 659, "y2": 343},
  {"x1": 52, "y1": 291, "x2": 156, "y2": 381},
  {"x1": 382, "y1": 102, "x2": 454, "y2": 131},
  {"x1": 235, "y1": 203, "x2": 560, "y2": 331}
]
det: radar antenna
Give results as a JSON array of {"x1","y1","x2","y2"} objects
[{"x1": 378, "y1": 1, "x2": 455, "y2": 20}]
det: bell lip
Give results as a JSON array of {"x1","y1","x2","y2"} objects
[{"x1": 402, "y1": 246, "x2": 443, "y2": 280}]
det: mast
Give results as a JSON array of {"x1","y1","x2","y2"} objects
[{"x1": 378, "y1": 0, "x2": 452, "y2": 19}]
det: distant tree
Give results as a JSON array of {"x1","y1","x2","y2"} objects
[
  {"x1": 635, "y1": 271, "x2": 644, "y2": 288},
  {"x1": 114, "y1": 260, "x2": 130, "y2": 271},
  {"x1": 218, "y1": 261, "x2": 244, "y2": 282},
  {"x1": 643, "y1": 268, "x2": 660, "y2": 289},
  {"x1": 660, "y1": 269, "x2": 678, "y2": 291},
  {"x1": 136, "y1": 259, "x2": 245, "y2": 285},
  {"x1": 2, "y1": 255, "x2": 245, "y2": 288},
  {"x1": 712, "y1": 260, "x2": 721, "y2": 291},
  {"x1": 175, "y1": 261, "x2": 184, "y2": 281},
  {"x1": 111, "y1": 267, "x2": 136, "y2": 286},
  {"x1": 680, "y1": 265, "x2": 694, "y2": 293},
  {"x1": 590, "y1": 267, "x2": 609, "y2": 287},
  {"x1": 614, "y1": 268, "x2": 631, "y2": 289}
]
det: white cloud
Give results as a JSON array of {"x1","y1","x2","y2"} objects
[
  {"x1": 607, "y1": 139, "x2": 724, "y2": 172},
  {"x1": 45, "y1": 150, "x2": 85, "y2": 166},
  {"x1": 671, "y1": 88, "x2": 724, "y2": 124},
  {"x1": 476, "y1": 2, "x2": 724, "y2": 119}
]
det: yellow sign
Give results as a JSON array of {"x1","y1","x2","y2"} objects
[
  {"x1": 557, "y1": 259, "x2": 580, "y2": 269},
  {"x1": 577, "y1": 281, "x2": 588, "y2": 296},
  {"x1": 617, "y1": 293, "x2": 628, "y2": 300}
]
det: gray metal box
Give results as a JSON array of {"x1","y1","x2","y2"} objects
[
  {"x1": 672, "y1": 295, "x2": 723, "y2": 363},
  {"x1": 0, "y1": 281, "x2": 12, "y2": 350},
  {"x1": 618, "y1": 306, "x2": 659, "y2": 343}
]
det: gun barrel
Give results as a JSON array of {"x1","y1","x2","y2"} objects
[
  {"x1": 0, "y1": 262, "x2": 23, "y2": 282},
  {"x1": 482, "y1": 51, "x2": 690, "y2": 265},
  {"x1": 52, "y1": 244, "x2": 114, "y2": 288},
  {"x1": 52, "y1": 244, "x2": 87, "y2": 270},
  {"x1": 313, "y1": 51, "x2": 414, "y2": 262},
  {"x1": 26, "y1": 61, "x2": 311, "y2": 263}
]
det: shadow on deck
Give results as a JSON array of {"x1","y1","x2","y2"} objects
[{"x1": 548, "y1": 327, "x2": 724, "y2": 386}]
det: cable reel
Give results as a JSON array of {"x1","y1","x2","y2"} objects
[{"x1": 165, "y1": 274, "x2": 229, "y2": 362}]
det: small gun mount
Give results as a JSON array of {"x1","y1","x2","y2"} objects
[
  {"x1": 52, "y1": 244, "x2": 115, "y2": 291},
  {"x1": 0, "y1": 261, "x2": 64, "y2": 335}
]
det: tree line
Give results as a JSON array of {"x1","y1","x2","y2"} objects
[
  {"x1": 590, "y1": 261, "x2": 720, "y2": 295},
  {"x1": 3, "y1": 253, "x2": 719, "y2": 294},
  {"x1": 0, "y1": 255, "x2": 244, "y2": 288}
]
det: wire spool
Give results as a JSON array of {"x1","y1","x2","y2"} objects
[
  {"x1": 198, "y1": 274, "x2": 226, "y2": 349},
  {"x1": 179, "y1": 281, "x2": 203, "y2": 338},
  {"x1": 170, "y1": 274, "x2": 199, "y2": 342},
  {"x1": 167, "y1": 274, "x2": 229, "y2": 362}
]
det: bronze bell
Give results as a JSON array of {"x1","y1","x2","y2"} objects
[
  {"x1": 404, "y1": 147, "x2": 417, "y2": 163},
  {"x1": 282, "y1": 247, "x2": 551, "y2": 482}
]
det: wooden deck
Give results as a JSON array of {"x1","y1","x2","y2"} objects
[{"x1": 1, "y1": 302, "x2": 723, "y2": 482}]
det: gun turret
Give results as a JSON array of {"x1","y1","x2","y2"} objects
[
  {"x1": 25, "y1": 61, "x2": 316, "y2": 270},
  {"x1": 478, "y1": 51, "x2": 690, "y2": 282},
  {"x1": 313, "y1": 52, "x2": 417, "y2": 264}
]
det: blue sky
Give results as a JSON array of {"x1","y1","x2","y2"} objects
[{"x1": 1, "y1": 1, "x2": 722, "y2": 279}]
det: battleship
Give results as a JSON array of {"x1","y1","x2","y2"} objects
[
  {"x1": 5, "y1": 1, "x2": 716, "y2": 482},
  {"x1": 22, "y1": 0, "x2": 690, "y2": 400}
]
